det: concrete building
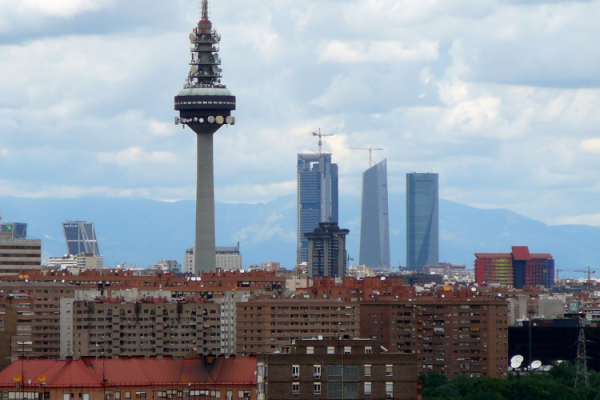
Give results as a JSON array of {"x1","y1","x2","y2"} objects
[
  {"x1": 0, "y1": 232, "x2": 42, "y2": 275},
  {"x1": 48, "y1": 254, "x2": 104, "y2": 271},
  {"x1": 475, "y1": 246, "x2": 554, "y2": 288},
  {"x1": 0, "y1": 356, "x2": 257, "y2": 400},
  {"x1": 297, "y1": 153, "x2": 338, "y2": 264},
  {"x1": 62, "y1": 221, "x2": 100, "y2": 257},
  {"x1": 406, "y1": 172, "x2": 439, "y2": 272},
  {"x1": 359, "y1": 159, "x2": 391, "y2": 271},
  {"x1": 174, "y1": 1, "x2": 236, "y2": 275},
  {"x1": 152, "y1": 259, "x2": 181, "y2": 273},
  {"x1": 257, "y1": 338, "x2": 419, "y2": 400},
  {"x1": 216, "y1": 245, "x2": 242, "y2": 271},
  {"x1": 69, "y1": 297, "x2": 221, "y2": 359},
  {"x1": 305, "y1": 222, "x2": 349, "y2": 279},
  {"x1": 236, "y1": 296, "x2": 360, "y2": 356},
  {"x1": 359, "y1": 288, "x2": 510, "y2": 378}
]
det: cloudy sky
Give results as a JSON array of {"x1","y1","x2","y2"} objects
[{"x1": 2, "y1": 0, "x2": 600, "y2": 227}]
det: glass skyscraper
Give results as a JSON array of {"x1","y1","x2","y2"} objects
[
  {"x1": 0, "y1": 222, "x2": 27, "y2": 239},
  {"x1": 359, "y1": 159, "x2": 390, "y2": 270},
  {"x1": 62, "y1": 221, "x2": 100, "y2": 256},
  {"x1": 297, "y1": 153, "x2": 338, "y2": 263},
  {"x1": 406, "y1": 172, "x2": 439, "y2": 271}
]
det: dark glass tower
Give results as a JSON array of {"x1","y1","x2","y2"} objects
[
  {"x1": 62, "y1": 221, "x2": 100, "y2": 256},
  {"x1": 359, "y1": 159, "x2": 390, "y2": 270},
  {"x1": 174, "y1": 0, "x2": 236, "y2": 274},
  {"x1": 406, "y1": 173, "x2": 439, "y2": 271},
  {"x1": 297, "y1": 153, "x2": 338, "y2": 264}
]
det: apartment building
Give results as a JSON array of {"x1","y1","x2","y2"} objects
[
  {"x1": 236, "y1": 296, "x2": 360, "y2": 356},
  {"x1": 360, "y1": 288, "x2": 510, "y2": 378},
  {"x1": 0, "y1": 233, "x2": 42, "y2": 275},
  {"x1": 257, "y1": 338, "x2": 419, "y2": 400},
  {"x1": 0, "y1": 282, "x2": 76, "y2": 364},
  {"x1": 69, "y1": 297, "x2": 221, "y2": 358}
]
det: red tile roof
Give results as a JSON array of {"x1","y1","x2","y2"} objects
[{"x1": 0, "y1": 357, "x2": 256, "y2": 388}]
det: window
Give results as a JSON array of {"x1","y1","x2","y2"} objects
[
  {"x1": 115, "y1": 393, "x2": 121, "y2": 400},
  {"x1": 307, "y1": 346, "x2": 314, "y2": 355},
  {"x1": 364, "y1": 382, "x2": 372, "y2": 395},
  {"x1": 135, "y1": 393, "x2": 146, "y2": 399},
  {"x1": 125, "y1": 393, "x2": 131, "y2": 400},
  {"x1": 327, "y1": 346, "x2": 335, "y2": 354},
  {"x1": 365, "y1": 346, "x2": 372, "y2": 354},
  {"x1": 226, "y1": 391, "x2": 232, "y2": 400},
  {"x1": 314, "y1": 365, "x2": 321, "y2": 378},
  {"x1": 238, "y1": 391, "x2": 244, "y2": 399},
  {"x1": 344, "y1": 346, "x2": 352, "y2": 354},
  {"x1": 313, "y1": 383, "x2": 321, "y2": 394},
  {"x1": 292, "y1": 365, "x2": 300, "y2": 378},
  {"x1": 292, "y1": 383, "x2": 299, "y2": 395},
  {"x1": 386, "y1": 364, "x2": 393, "y2": 376},
  {"x1": 364, "y1": 364, "x2": 371, "y2": 377},
  {"x1": 64, "y1": 395, "x2": 69, "y2": 400},
  {"x1": 386, "y1": 382, "x2": 394, "y2": 397}
]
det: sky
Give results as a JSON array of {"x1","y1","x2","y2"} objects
[{"x1": 2, "y1": 0, "x2": 600, "y2": 228}]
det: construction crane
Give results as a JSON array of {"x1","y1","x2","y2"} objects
[
  {"x1": 312, "y1": 128, "x2": 334, "y2": 154},
  {"x1": 555, "y1": 269, "x2": 563, "y2": 281},
  {"x1": 574, "y1": 266, "x2": 596, "y2": 283},
  {"x1": 346, "y1": 147, "x2": 384, "y2": 167}
]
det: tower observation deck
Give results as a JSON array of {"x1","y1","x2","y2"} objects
[{"x1": 174, "y1": 0, "x2": 236, "y2": 274}]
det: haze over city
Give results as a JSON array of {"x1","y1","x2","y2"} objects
[{"x1": 2, "y1": 0, "x2": 600, "y2": 229}]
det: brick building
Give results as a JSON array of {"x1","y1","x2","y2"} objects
[
  {"x1": 360, "y1": 287, "x2": 510, "y2": 378},
  {"x1": 0, "y1": 355, "x2": 257, "y2": 400},
  {"x1": 257, "y1": 338, "x2": 419, "y2": 400},
  {"x1": 236, "y1": 296, "x2": 360, "y2": 356}
]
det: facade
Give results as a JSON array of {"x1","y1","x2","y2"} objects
[
  {"x1": 68, "y1": 297, "x2": 221, "y2": 358},
  {"x1": 0, "y1": 236, "x2": 42, "y2": 275},
  {"x1": 359, "y1": 289, "x2": 510, "y2": 378},
  {"x1": 0, "y1": 356, "x2": 257, "y2": 400},
  {"x1": 236, "y1": 297, "x2": 360, "y2": 356},
  {"x1": 305, "y1": 222, "x2": 349, "y2": 279},
  {"x1": 152, "y1": 259, "x2": 181, "y2": 273},
  {"x1": 257, "y1": 338, "x2": 419, "y2": 400},
  {"x1": 474, "y1": 246, "x2": 554, "y2": 288},
  {"x1": 359, "y1": 159, "x2": 391, "y2": 271},
  {"x1": 216, "y1": 245, "x2": 243, "y2": 271},
  {"x1": 48, "y1": 254, "x2": 104, "y2": 270},
  {"x1": 0, "y1": 222, "x2": 27, "y2": 239},
  {"x1": 297, "y1": 153, "x2": 339, "y2": 264},
  {"x1": 0, "y1": 282, "x2": 76, "y2": 363},
  {"x1": 406, "y1": 173, "x2": 439, "y2": 271},
  {"x1": 62, "y1": 221, "x2": 100, "y2": 257}
]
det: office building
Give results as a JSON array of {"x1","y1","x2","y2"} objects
[
  {"x1": 475, "y1": 246, "x2": 554, "y2": 288},
  {"x1": 174, "y1": 1, "x2": 236, "y2": 275},
  {"x1": 0, "y1": 235, "x2": 42, "y2": 275},
  {"x1": 152, "y1": 259, "x2": 181, "y2": 273},
  {"x1": 359, "y1": 159, "x2": 390, "y2": 270},
  {"x1": 406, "y1": 172, "x2": 439, "y2": 271},
  {"x1": 257, "y1": 338, "x2": 419, "y2": 400},
  {"x1": 297, "y1": 153, "x2": 338, "y2": 263},
  {"x1": 183, "y1": 245, "x2": 243, "y2": 274},
  {"x1": 305, "y1": 222, "x2": 349, "y2": 278},
  {"x1": 0, "y1": 222, "x2": 27, "y2": 239},
  {"x1": 62, "y1": 221, "x2": 100, "y2": 256}
]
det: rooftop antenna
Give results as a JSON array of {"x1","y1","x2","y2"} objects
[
  {"x1": 346, "y1": 147, "x2": 384, "y2": 167},
  {"x1": 312, "y1": 128, "x2": 334, "y2": 155},
  {"x1": 575, "y1": 328, "x2": 590, "y2": 388},
  {"x1": 201, "y1": 0, "x2": 209, "y2": 21}
]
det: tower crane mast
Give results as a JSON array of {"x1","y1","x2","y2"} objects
[
  {"x1": 312, "y1": 129, "x2": 334, "y2": 155},
  {"x1": 347, "y1": 147, "x2": 384, "y2": 167}
]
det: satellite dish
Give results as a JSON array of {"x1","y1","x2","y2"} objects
[
  {"x1": 471, "y1": 287, "x2": 477, "y2": 292},
  {"x1": 512, "y1": 355, "x2": 524, "y2": 363},
  {"x1": 24, "y1": 275, "x2": 29, "y2": 279},
  {"x1": 189, "y1": 33, "x2": 196, "y2": 42},
  {"x1": 531, "y1": 360, "x2": 542, "y2": 369},
  {"x1": 443, "y1": 285, "x2": 451, "y2": 291},
  {"x1": 13, "y1": 375, "x2": 22, "y2": 382},
  {"x1": 318, "y1": 335, "x2": 323, "y2": 340},
  {"x1": 190, "y1": 66, "x2": 197, "y2": 74},
  {"x1": 18, "y1": 274, "x2": 23, "y2": 279},
  {"x1": 215, "y1": 115, "x2": 224, "y2": 124},
  {"x1": 510, "y1": 355, "x2": 523, "y2": 368},
  {"x1": 38, "y1": 375, "x2": 46, "y2": 382},
  {"x1": 207, "y1": 116, "x2": 215, "y2": 123}
]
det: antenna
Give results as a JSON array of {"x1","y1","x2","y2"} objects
[
  {"x1": 312, "y1": 128, "x2": 334, "y2": 155},
  {"x1": 201, "y1": 0, "x2": 209, "y2": 22},
  {"x1": 346, "y1": 147, "x2": 384, "y2": 167},
  {"x1": 575, "y1": 328, "x2": 590, "y2": 388}
]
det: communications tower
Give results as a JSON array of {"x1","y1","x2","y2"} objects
[{"x1": 174, "y1": 0, "x2": 236, "y2": 274}]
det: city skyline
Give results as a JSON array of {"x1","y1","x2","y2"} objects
[{"x1": 1, "y1": 1, "x2": 600, "y2": 230}]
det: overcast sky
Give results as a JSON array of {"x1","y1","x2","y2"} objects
[{"x1": 2, "y1": 0, "x2": 600, "y2": 227}]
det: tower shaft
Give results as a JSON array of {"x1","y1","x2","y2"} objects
[{"x1": 195, "y1": 133, "x2": 216, "y2": 273}]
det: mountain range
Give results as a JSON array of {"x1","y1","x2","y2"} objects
[{"x1": 1, "y1": 194, "x2": 599, "y2": 278}]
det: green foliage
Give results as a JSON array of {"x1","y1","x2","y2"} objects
[{"x1": 420, "y1": 363, "x2": 600, "y2": 400}]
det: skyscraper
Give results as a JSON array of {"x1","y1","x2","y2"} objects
[
  {"x1": 305, "y1": 222, "x2": 349, "y2": 278},
  {"x1": 406, "y1": 172, "x2": 439, "y2": 271},
  {"x1": 297, "y1": 153, "x2": 338, "y2": 263},
  {"x1": 359, "y1": 159, "x2": 390, "y2": 270},
  {"x1": 174, "y1": 0, "x2": 236, "y2": 275},
  {"x1": 62, "y1": 221, "x2": 100, "y2": 256},
  {"x1": 0, "y1": 222, "x2": 27, "y2": 239}
]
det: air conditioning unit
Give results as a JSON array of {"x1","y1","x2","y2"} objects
[
  {"x1": 292, "y1": 374, "x2": 299, "y2": 379},
  {"x1": 386, "y1": 394, "x2": 394, "y2": 398},
  {"x1": 314, "y1": 374, "x2": 321, "y2": 379}
]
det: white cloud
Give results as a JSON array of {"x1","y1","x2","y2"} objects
[
  {"x1": 97, "y1": 146, "x2": 177, "y2": 167},
  {"x1": 580, "y1": 138, "x2": 600, "y2": 153},
  {"x1": 319, "y1": 40, "x2": 439, "y2": 63}
]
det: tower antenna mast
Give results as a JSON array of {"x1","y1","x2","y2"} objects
[
  {"x1": 201, "y1": 0, "x2": 209, "y2": 21},
  {"x1": 312, "y1": 129, "x2": 334, "y2": 155}
]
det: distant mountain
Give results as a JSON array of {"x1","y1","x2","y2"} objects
[{"x1": 1, "y1": 195, "x2": 599, "y2": 277}]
